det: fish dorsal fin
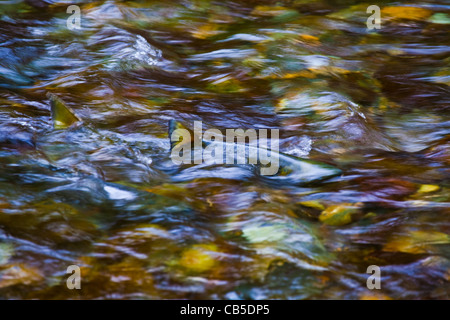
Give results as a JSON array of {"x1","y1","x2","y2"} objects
[
  {"x1": 47, "y1": 92, "x2": 81, "y2": 129},
  {"x1": 168, "y1": 120, "x2": 194, "y2": 150},
  {"x1": 168, "y1": 120, "x2": 190, "y2": 137}
]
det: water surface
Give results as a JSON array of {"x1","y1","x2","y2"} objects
[{"x1": 0, "y1": 0, "x2": 449, "y2": 299}]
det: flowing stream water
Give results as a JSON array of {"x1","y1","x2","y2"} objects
[{"x1": 0, "y1": 0, "x2": 449, "y2": 299}]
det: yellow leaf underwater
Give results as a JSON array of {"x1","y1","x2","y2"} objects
[
  {"x1": 179, "y1": 244, "x2": 219, "y2": 273},
  {"x1": 319, "y1": 204, "x2": 360, "y2": 226},
  {"x1": 298, "y1": 200, "x2": 325, "y2": 211},
  {"x1": 298, "y1": 34, "x2": 320, "y2": 46},
  {"x1": 382, "y1": 6, "x2": 433, "y2": 21},
  {"x1": 417, "y1": 184, "x2": 440, "y2": 193},
  {"x1": 384, "y1": 231, "x2": 450, "y2": 254},
  {"x1": 360, "y1": 292, "x2": 393, "y2": 300},
  {"x1": 191, "y1": 23, "x2": 223, "y2": 39}
]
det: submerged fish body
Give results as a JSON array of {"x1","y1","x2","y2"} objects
[
  {"x1": 168, "y1": 120, "x2": 341, "y2": 184},
  {"x1": 43, "y1": 93, "x2": 154, "y2": 182},
  {"x1": 45, "y1": 98, "x2": 340, "y2": 185},
  {"x1": 260, "y1": 151, "x2": 342, "y2": 185}
]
